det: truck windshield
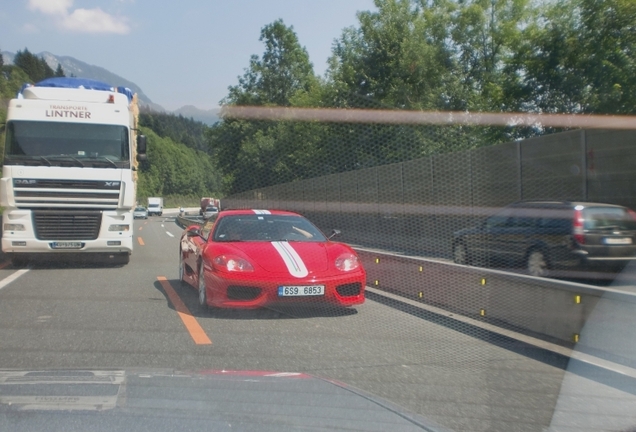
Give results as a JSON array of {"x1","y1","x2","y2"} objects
[{"x1": 4, "y1": 121, "x2": 130, "y2": 167}]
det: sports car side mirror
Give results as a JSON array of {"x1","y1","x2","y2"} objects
[
  {"x1": 186, "y1": 227, "x2": 201, "y2": 237},
  {"x1": 328, "y1": 229, "x2": 341, "y2": 239}
]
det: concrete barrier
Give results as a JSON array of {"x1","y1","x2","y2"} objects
[{"x1": 356, "y1": 247, "x2": 636, "y2": 346}]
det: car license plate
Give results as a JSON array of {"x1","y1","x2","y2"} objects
[
  {"x1": 604, "y1": 237, "x2": 632, "y2": 245},
  {"x1": 50, "y1": 242, "x2": 83, "y2": 249},
  {"x1": 278, "y1": 285, "x2": 325, "y2": 296}
]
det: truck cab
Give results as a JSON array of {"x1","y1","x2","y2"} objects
[{"x1": 0, "y1": 78, "x2": 146, "y2": 266}]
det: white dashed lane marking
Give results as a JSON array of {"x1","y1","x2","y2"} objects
[{"x1": 0, "y1": 268, "x2": 30, "y2": 291}]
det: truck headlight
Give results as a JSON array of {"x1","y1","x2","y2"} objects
[
  {"x1": 109, "y1": 224, "x2": 130, "y2": 232},
  {"x1": 4, "y1": 224, "x2": 25, "y2": 231}
]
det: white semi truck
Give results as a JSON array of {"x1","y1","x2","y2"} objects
[{"x1": 0, "y1": 77, "x2": 147, "y2": 266}]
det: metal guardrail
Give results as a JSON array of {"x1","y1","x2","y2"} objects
[
  {"x1": 176, "y1": 213, "x2": 203, "y2": 229},
  {"x1": 356, "y1": 247, "x2": 636, "y2": 347}
]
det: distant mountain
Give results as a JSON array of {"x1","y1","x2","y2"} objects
[
  {"x1": 1, "y1": 51, "x2": 164, "y2": 112},
  {"x1": 173, "y1": 105, "x2": 220, "y2": 126}
]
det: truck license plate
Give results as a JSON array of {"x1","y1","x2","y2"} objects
[{"x1": 50, "y1": 242, "x2": 83, "y2": 249}]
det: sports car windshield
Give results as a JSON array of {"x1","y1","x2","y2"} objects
[{"x1": 213, "y1": 214, "x2": 327, "y2": 242}]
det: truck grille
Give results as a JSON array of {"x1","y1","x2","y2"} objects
[
  {"x1": 32, "y1": 211, "x2": 102, "y2": 240},
  {"x1": 13, "y1": 179, "x2": 121, "y2": 209}
]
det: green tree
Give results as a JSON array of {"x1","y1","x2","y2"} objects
[
  {"x1": 139, "y1": 111, "x2": 209, "y2": 151},
  {"x1": 54, "y1": 63, "x2": 65, "y2": 77},
  {"x1": 225, "y1": 19, "x2": 316, "y2": 106},
  {"x1": 0, "y1": 64, "x2": 31, "y2": 100},
  {"x1": 13, "y1": 48, "x2": 55, "y2": 83},
  {"x1": 514, "y1": 0, "x2": 636, "y2": 115},
  {"x1": 137, "y1": 128, "x2": 221, "y2": 200},
  {"x1": 212, "y1": 20, "x2": 319, "y2": 193},
  {"x1": 328, "y1": 0, "x2": 460, "y2": 110}
]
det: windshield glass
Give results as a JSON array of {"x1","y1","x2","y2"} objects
[
  {"x1": 3, "y1": 2, "x2": 636, "y2": 432},
  {"x1": 213, "y1": 214, "x2": 327, "y2": 242},
  {"x1": 584, "y1": 207, "x2": 636, "y2": 230},
  {"x1": 4, "y1": 120, "x2": 130, "y2": 166}
]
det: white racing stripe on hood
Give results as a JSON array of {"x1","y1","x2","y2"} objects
[
  {"x1": 253, "y1": 209, "x2": 271, "y2": 214},
  {"x1": 271, "y1": 241, "x2": 309, "y2": 278}
]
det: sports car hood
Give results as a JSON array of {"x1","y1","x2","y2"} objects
[
  {"x1": 230, "y1": 241, "x2": 331, "y2": 274},
  {"x1": 0, "y1": 369, "x2": 446, "y2": 432}
]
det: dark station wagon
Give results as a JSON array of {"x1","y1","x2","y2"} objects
[{"x1": 452, "y1": 201, "x2": 636, "y2": 277}]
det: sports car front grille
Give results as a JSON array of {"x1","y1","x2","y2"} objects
[
  {"x1": 336, "y1": 283, "x2": 362, "y2": 297},
  {"x1": 227, "y1": 286, "x2": 262, "y2": 301}
]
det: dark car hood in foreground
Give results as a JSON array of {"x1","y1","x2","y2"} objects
[{"x1": 0, "y1": 369, "x2": 447, "y2": 432}]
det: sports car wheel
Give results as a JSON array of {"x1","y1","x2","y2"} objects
[
  {"x1": 178, "y1": 254, "x2": 186, "y2": 286},
  {"x1": 198, "y1": 264, "x2": 209, "y2": 310},
  {"x1": 453, "y1": 242, "x2": 469, "y2": 265},
  {"x1": 527, "y1": 250, "x2": 549, "y2": 277}
]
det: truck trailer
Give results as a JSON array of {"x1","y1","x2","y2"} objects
[
  {"x1": 199, "y1": 197, "x2": 220, "y2": 215},
  {"x1": 0, "y1": 77, "x2": 147, "y2": 266}
]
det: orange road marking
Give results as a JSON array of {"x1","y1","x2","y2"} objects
[
  {"x1": 0, "y1": 261, "x2": 9, "y2": 270},
  {"x1": 157, "y1": 276, "x2": 212, "y2": 345},
  {"x1": 137, "y1": 237, "x2": 145, "y2": 246},
  {"x1": 139, "y1": 226, "x2": 143, "y2": 231}
]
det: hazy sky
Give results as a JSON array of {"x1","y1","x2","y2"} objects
[{"x1": 0, "y1": 0, "x2": 376, "y2": 110}]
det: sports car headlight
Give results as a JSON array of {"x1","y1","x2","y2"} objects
[
  {"x1": 335, "y1": 252, "x2": 360, "y2": 271},
  {"x1": 213, "y1": 255, "x2": 254, "y2": 272}
]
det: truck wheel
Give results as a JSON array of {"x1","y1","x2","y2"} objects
[
  {"x1": 111, "y1": 253, "x2": 130, "y2": 266},
  {"x1": 11, "y1": 256, "x2": 29, "y2": 268}
]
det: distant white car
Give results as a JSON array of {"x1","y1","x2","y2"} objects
[
  {"x1": 202, "y1": 206, "x2": 219, "y2": 219},
  {"x1": 133, "y1": 206, "x2": 148, "y2": 219}
]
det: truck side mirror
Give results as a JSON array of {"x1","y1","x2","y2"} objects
[{"x1": 137, "y1": 135, "x2": 147, "y2": 161}]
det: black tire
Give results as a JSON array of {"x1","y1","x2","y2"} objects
[
  {"x1": 107, "y1": 253, "x2": 129, "y2": 266},
  {"x1": 10, "y1": 255, "x2": 29, "y2": 268},
  {"x1": 178, "y1": 250, "x2": 187, "y2": 287},
  {"x1": 198, "y1": 264, "x2": 209, "y2": 310},
  {"x1": 527, "y1": 249, "x2": 549, "y2": 277},
  {"x1": 453, "y1": 242, "x2": 470, "y2": 265}
]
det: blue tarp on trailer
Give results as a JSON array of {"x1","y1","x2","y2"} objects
[
  {"x1": 18, "y1": 77, "x2": 134, "y2": 103},
  {"x1": 34, "y1": 77, "x2": 114, "y2": 91}
]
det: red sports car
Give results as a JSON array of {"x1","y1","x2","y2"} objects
[{"x1": 179, "y1": 209, "x2": 366, "y2": 309}]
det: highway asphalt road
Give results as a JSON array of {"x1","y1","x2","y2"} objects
[{"x1": 0, "y1": 211, "x2": 635, "y2": 432}]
